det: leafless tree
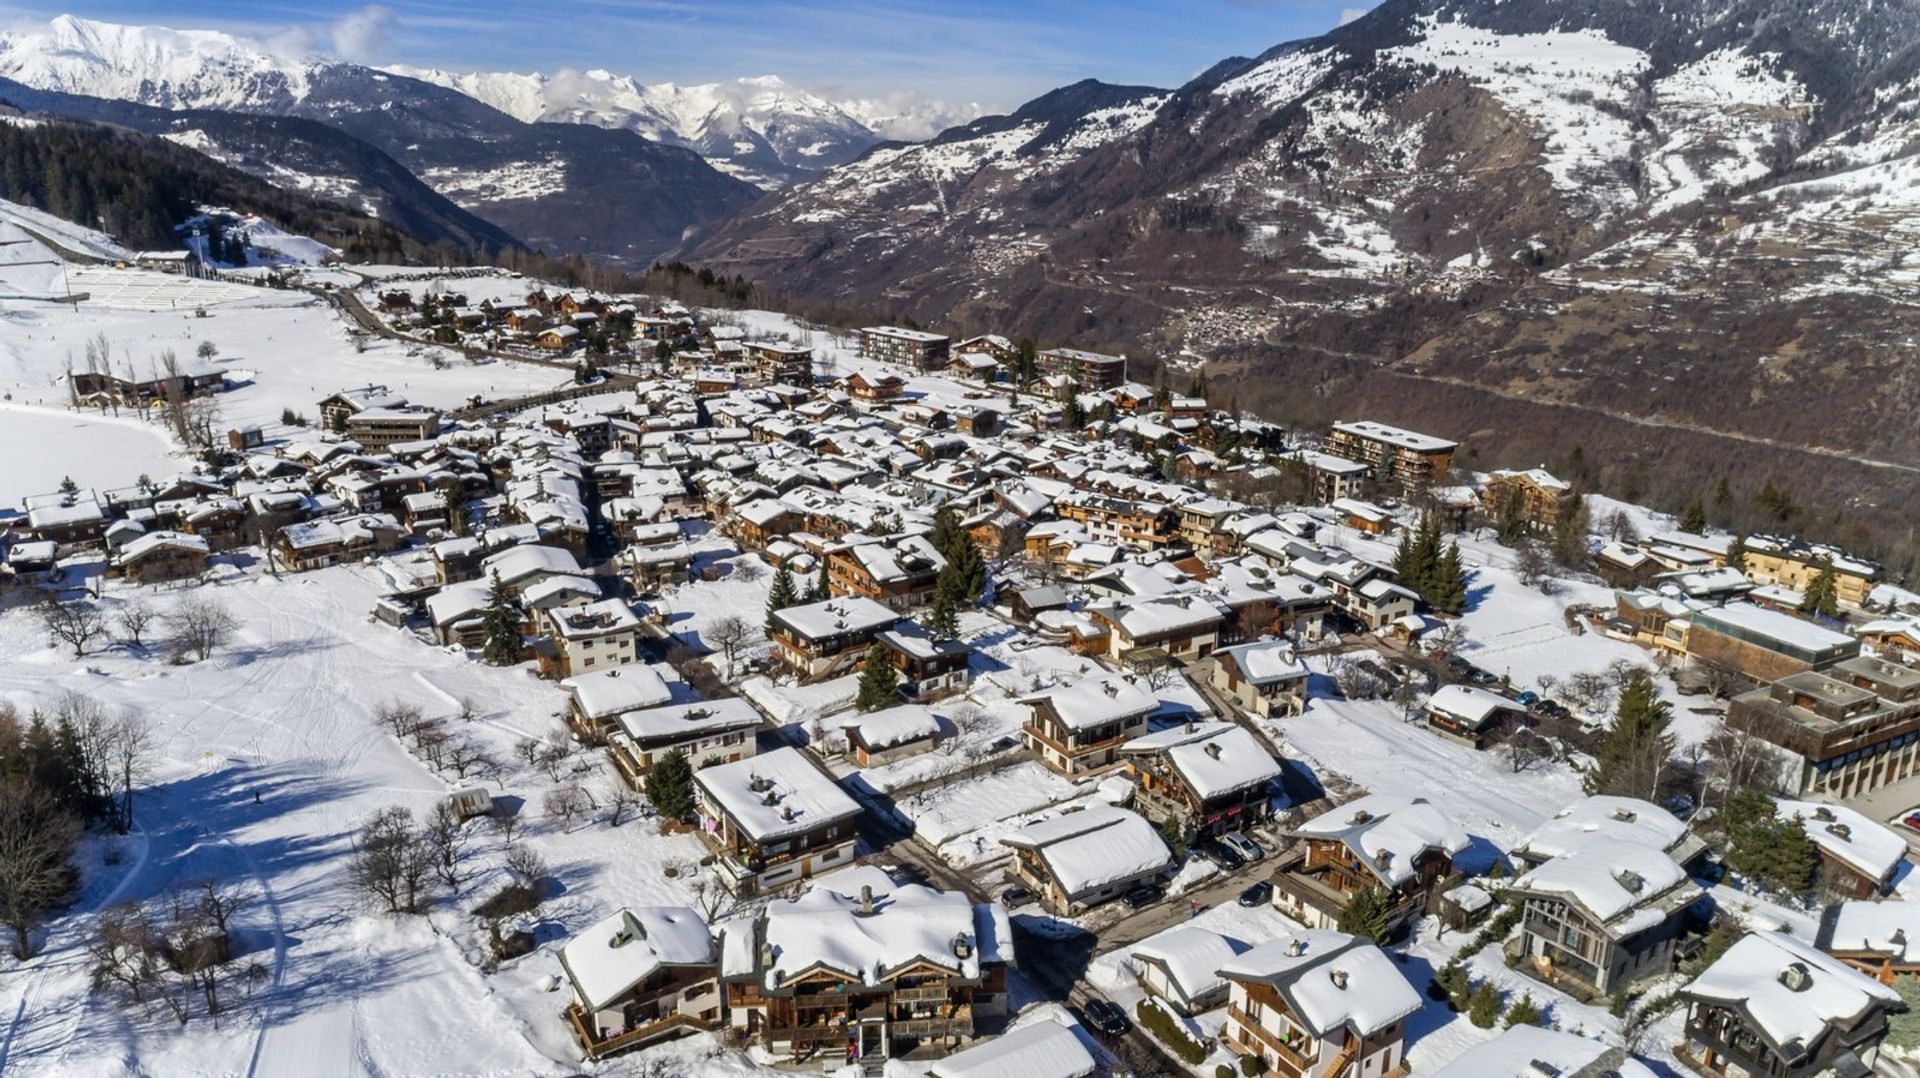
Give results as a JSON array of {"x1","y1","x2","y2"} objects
[
  {"x1": 413, "y1": 721, "x2": 452, "y2": 770},
  {"x1": 731, "y1": 558, "x2": 765, "y2": 583},
  {"x1": 169, "y1": 595, "x2": 239, "y2": 662},
  {"x1": 707, "y1": 615, "x2": 752, "y2": 678},
  {"x1": 423, "y1": 802, "x2": 470, "y2": 890},
  {"x1": 1700, "y1": 727, "x2": 1787, "y2": 811},
  {"x1": 105, "y1": 711, "x2": 153, "y2": 834},
  {"x1": 458, "y1": 697, "x2": 478, "y2": 723},
  {"x1": 0, "y1": 782, "x2": 81, "y2": 957},
  {"x1": 514, "y1": 737, "x2": 540, "y2": 767},
  {"x1": 536, "y1": 743, "x2": 569, "y2": 782},
  {"x1": 1501, "y1": 729, "x2": 1553, "y2": 774},
  {"x1": 543, "y1": 783, "x2": 589, "y2": 833},
  {"x1": 1331, "y1": 656, "x2": 1383, "y2": 701},
  {"x1": 88, "y1": 900, "x2": 160, "y2": 1004},
  {"x1": 1603, "y1": 510, "x2": 1640, "y2": 545},
  {"x1": 39, "y1": 598, "x2": 109, "y2": 657},
  {"x1": 688, "y1": 872, "x2": 738, "y2": 922},
  {"x1": 349, "y1": 806, "x2": 434, "y2": 914},
  {"x1": 376, "y1": 701, "x2": 428, "y2": 740},
  {"x1": 1514, "y1": 540, "x2": 1558, "y2": 593},
  {"x1": 601, "y1": 777, "x2": 641, "y2": 827},
  {"x1": 1696, "y1": 659, "x2": 1745, "y2": 702},
  {"x1": 445, "y1": 739, "x2": 496, "y2": 780},
  {"x1": 488, "y1": 801, "x2": 523, "y2": 848},
  {"x1": 117, "y1": 602, "x2": 159, "y2": 650},
  {"x1": 503, "y1": 844, "x2": 549, "y2": 897}
]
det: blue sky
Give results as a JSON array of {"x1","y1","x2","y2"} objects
[{"x1": 2, "y1": 1, "x2": 1377, "y2": 110}]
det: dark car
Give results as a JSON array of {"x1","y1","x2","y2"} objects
[
  {"x1": 1084, "y1": 998, "x2": 1132, "y2": 1037},
  {"x1": 1198, "y1": 839, "x2": 1244, "y2": 870},
  {"x1": 1124, "y1": 885, "x2": 1163, "y2": 909},
  {"x1": 1001, "y1": 884, "x2": 1035, "y2": 908},
  {"x1": 1238, "y1": 880, "x2": 1273, "y2": 907}
]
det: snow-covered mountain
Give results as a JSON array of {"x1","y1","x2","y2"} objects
[
  {"x1": 0, "y1": 15, "x2": 757, "y2": 263},
  {"x1": 385, "y1": 67, "x2": 978, "y2": 187}
]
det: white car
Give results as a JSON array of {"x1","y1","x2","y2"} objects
[{"x1": 1219, "y1": 832, "x2": 1265, "y2": 862}]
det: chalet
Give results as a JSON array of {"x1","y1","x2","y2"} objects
[
  {"x1": 1739, "y1": 537, "x2": 1879, "y2": 610},
  {"x1": 605, "y1": 698, "x2": 760, "y2": 786},
  {"x1": 563, "y1": 664, "x2": 675, "y2": 742},
  {"x1": 425, "y1": 579, "x2": 493, "y2": 648},
  {"x1": 693, "y1": 747, "x2": 862, "y2": 894},
  {"x1": 720, "y1": 872, "x2": 1010, "y2": 1067},
  {"x1": 344, "y1": 408, "x2": 441, "y2": 450},
  {"x1": 3, "y1": 540, "x2": 58, "y2": 586},
  {"x1": 928, "y1": 1016, "x2": 1094, "y2": 1078},
  {"x1": 768, "y1": 595, "x2": 900, "y2": 681},
  {"x1": 848, "y1": 372, "x2": 906, "y2": 401},
  {"x1": 827, "y1": 537, "x2": 945, "y2": 612},
  {"x1": 542, "y1": 598, "x2": 642, "y2": 679},
  {"x1": 1002, "y1": 806, "x2": 1171, "y2": 915},
  {"x1": 1346, "y1": 578, "x2": 1418, "y2": 632},
  {"x1": 1679, "y1": 931, "x2": 1900, "y2": 1078},
  {"x1": 1819, "y1": 900, "x2": 1920, "y2": 985},
  {"x1": 1481, "y1": 468, "x2": 1573, "y2": 535},
  {"x1": 1724, "y1": 656, "x2": 1920, "y2": 798},
  {"x1": 24, "y1": 488, "x2": 108, "y2": 547},
  {"x1": 1088, "y1": 594, "x2": 1229, "y2": 664},
  {"x1": 559, "y1": 906, "x2": 721, "y2": 1060},
  {"x1": 110, "y1": 530, "x2": 210, "y2": 583},
  {"x1": 1038, "y1": 347, "x2": 1127, "y2": 390},
  {"x1": 1218, "y1": 929, "x2": 1422, "y2": 1078},
  {"x1": 1056, "y1": 492, "x2": 1175, "y2": 551},
  {"x1": 1212, "y1": 641, "x2": 1311, "y2": 718},
  {"x1": 1857, "y1": 619, "x2": 1920, "y2": 663},
  {"x1": 1020, "y1": 670, "x2": 1158, "y2": 775},
  {"x1": 1776, "y1": 800, "x2": 1906, "y2": 900},
  {"x1": 375, "y1": 289, "x2": 414, "y2": 312},
  {"x1": 1510, "y1": 837, "x2": 1702, "y2": 997},
  {"x1": 318, "y1": 385, "x2": 405, "y2": 432},
  {"x1": 273, "y1": 514, "x2": 403, "y2": 571},
  {"x1": 1323, "y1": 421, "x2": 1457, "y2": 495},
  {"x1": 875, "y1": 623, "x2": 971, "y2": 702},
  {"x1": 728, "y1": 498, "x2": 802, "y2": 550},
  {"x1": 1423, "y1": 684, "x2": 1532, "y2": 749},
  {"x1": 953, "y1": 334, "x2": 1016, "y2": 362},
  {"x1": 1432, "y1": 1025, "x2": 1657, "y2": 1078},
  {"x1": 536, "y1": 325, "x2": 582, "y2": 352},
  {"x1": 1132, "y1": 928, "x2": 1247, "y2": 1017},
  {"x1": 858, "y1": 326, "x2": 951, "y2": 371},
  {"x1": 1511, "y1": 796, "x2": 1709, "y2": 873},
  {"x1": 1273, "y1": 794, "x2": 1469, "y2": 938},
  {"x1": 841, "y1": 704, "x2": 944, "y2": 767},
  {"x1": 1329, "y1": 498, "x2": 1395, "y2": 535},
  {"x1": 1008, "y1": 585, "x2": 1072, "y2": 625},
  {"x1": 617, "y1": 540, "x2": 694, "y2": 592},
  {"x1": 747, "y1": 342, "x2": 813, "y2": 384},
  {"x1": 1121, "y1": 721, "x2": 1279, "y2": 838},
  {"x1": 70, "y1": 357, "x2": 224, "y2": 409}
]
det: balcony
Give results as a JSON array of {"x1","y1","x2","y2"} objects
[
  {"x1": 567, "y1": 1006, "x2": 706, "y2": 1060},
  {"x1": 1226, "y1": 1005, "x2": 1315, "y2": 1072}
]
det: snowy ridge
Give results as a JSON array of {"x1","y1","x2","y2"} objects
[{"x1": 0, "y1": 14, "x2": 316, "y2": 111}]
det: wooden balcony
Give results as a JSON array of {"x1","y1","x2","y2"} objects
[
  {"x1": 567, "y1": 1006, "x2": 705, "y2": 1060},
  {"x1": 1227, "y1": 1005, "x2": 1315, "y2": 1072}
]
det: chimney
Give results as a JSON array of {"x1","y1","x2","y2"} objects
[
  {"x1": 1814, "y1": 806, "x2": 1837, "y2": 822},
  {"x1": 1286, "y1": 937, "x2": 1307, "y2": 957},
  {"x1": 1779, "y1": 962, "x2": 1813, "y2": 992},
  {"x1": 1204, "y1": 743, "x2": 1222, "y2": 760},
  {"x1": 1330, "y1": 969, "x2": 1348, "y2": 990},
  {"x1": 952, "y1": 932, "x2": 973, "y2": 959},
  {"x1": 1610, "y1": 806, "x2": 1637, "y2": 823},
  {"x1": 858, "y1": 885, "x2": 875, "y2": 916},
  {"x1": 1827, "y1": 823, "x2": 1852, "y2": 842},
  {"x1": 1375, "y1": 849, "x2": 1393, "y2": 870}
]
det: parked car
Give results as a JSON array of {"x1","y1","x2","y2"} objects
[
  {"x1": 1084, "y1": 998, "x2": 1131, "y2": 1037},
  {"x1": 1238, "y1": 880, "x2": 1273, "y2": 907},
  {"x1": 1899, "y1": 811, "x2": 1920, "y2": 835},
  {"x1": 1514, "y1": 691, "x2": 1540, "y2": 708},
  {"x1": 1199, "y1": 838, "x2": 1244, "y2": 870},
  {"x1": 1125, "y1": 885, "x2": 1163, "y2": 909},
  {"x1": 1219, "y1": 832, "x2": 1266, "y2": 862},
  {"x1": 1001, "y1": 884, "x2": 1035, "y2": 908}
]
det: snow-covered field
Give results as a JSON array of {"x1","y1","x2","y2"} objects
[{"x1": 0, "y1": 404, "x2": 175, "y2": 507}]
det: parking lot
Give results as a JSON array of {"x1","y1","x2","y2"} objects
[{"x1": 1842, "y1": 774, "x2": 1920, "y2": 854}]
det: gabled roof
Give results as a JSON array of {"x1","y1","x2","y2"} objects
[
  {"x1": 1682, "y1": 931, "x2": 1899, "y2": 1061},
  {"x1": 1002, "y1": 806, "x2": 1170, "y2": 897},
  {"x1": 1217, "y1": 929, "x2": 1420, "y2": 1038},
  {"x1": 1123, "y1": 722, "x2": 1279, "y2": 800},
  {"x1": 558, "y1": 906, "x2": 713, "y2": 1012},
  {"x1": 1291, "y1": 794, "x2": 1470, "y2": 888}
]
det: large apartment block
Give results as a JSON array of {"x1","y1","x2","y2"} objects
[
  {"x1": 1038, "y1": 347, "x2": 1128, "y2": 390},
  {"x1": 859, "y1": 326, "x2": 951, "y2": 371},
  {"x1": 1323, "y1": 421, "x2": 1457, "y2": 493}
]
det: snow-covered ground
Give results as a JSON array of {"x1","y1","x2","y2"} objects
[{"x1": 0, "y1": 403, "x2": 176, "y2": 507}]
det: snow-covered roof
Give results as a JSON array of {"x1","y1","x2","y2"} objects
[
  {"x1": 1515, "y1": 796, "x2": 1690, "y2": 862},
  {"x1": 1691, "y1": 602, "x2": 1856, "y2": 656},
  {"x1": 861, "y1": 325, "x2": 948, "y2": 344},
  {"x1": 549, "y1": 598, "x2": 639, "y2": 639},
  {"x1": 1002, "y1": 806, "x2": 1170, "y2": 897},
  {"x1": 114, "y1": 529, "x2": 209, "y2": 562},
  {"x1": 1131, "y1": 927, "x2": 1246, "y2": 1004},
  {"x1": 1217, "y1": 929, "x2": 1421, "y2": 1038},
  {"x1": 1330, "y1": 420, "x2": 1456, "y2": 453},
  {"x1": 563, "y1": 664, "x2": 674, "y2": 720},
  {"x1": 770, "y1": 595, "x2": 898, "y2": 642},
  {"x1": 754, "y1": 872, "x2": 1007, "y2": 991},
  {"x1": 1122, "y1": 722, "x2": 1279, "y2": 800},
  {"x1": 480, "y1": 543, "x2": 583, "y2": 586},
  {"x1": 695, "y1": 746, "x2": 861, "y2": 841},
  {"x1": 1430, "y1": 1025, "x2": 1656, "y2": 1078},
  {"x1": 1021, "y1": 671, "x2": 1158, "y2": 731},
  {"x1": 1826, "y1": 899, "x2": 1920, "y2": 960},
  {"x1": 1511, "y1": 835, "x2": 1698, "y2": 930},
  {"x1": 557, "y1": 906, "x2": 714, "y2": 1012},
  {"x1": 844, "y1": 704, "x2": 942, "y2": 751},
  {"x1": 613, "y1": 698, "x2": 761, "y2": 743},
  {"x1": 1776, "y1": 800, "x2": 1907, "y2": 885},
  {"x1": 1683, "y1": 931, "x2": 1899, "y2": 1056},
  {"x1": 1292, "y1": 794, "x2": 1471, "y2": 888},
  {"x1": 1214, "y1": 640, "x2": 1309, "y2": 686},
  {"x1": 928, "y1": 1016, "x2": 1095, "y2": 1078},
  {"x1": 1426, "y1": 683, "x2": 1524, "y2": 727}
]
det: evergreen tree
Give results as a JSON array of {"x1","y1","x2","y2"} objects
[
  {"x1": 1551, "y1": 489, "x2": 1589, "y2": 569},
  {"x1": 766, "y1": 566, "x2": 797, "y2": 630},
  {"x1": 442, "y1": 484, "x2": 468, "y2": 537},
  {"x1": 1717, "y1": 787, "x2": 1779, "y2": 885},
  {"x1": 1188, "y1": 369, "x2": 1207, "y2": 400},
  {"x1": 479, "y1": 571, "x2": 521, "y2": 666},
  {"x1": 930, "y1": 504, "x2": 967, "y2": 562},
  {"x1": 1583, "y1": 670, "x2": 1675, "y2": 799},
  {"x1": 1725, "y1": 533, "x2": 1748, "y2": 573},
  {"x1": 1504, "y1": 993, "x2": 1542, "y2": 1028},
  {"x1": 1435, "y1": 961, "x2": 1471, "y2": 1011},
  {"x1": 1466, "y1": 982, "x2": 1502, "y2": 1029},
  {"x1": 644, "y1": 749, "x2": 695, "y2": 821},
  {"x1": 1766, "y1": 816, "x2": 1818, "y2": 895},
  {"x1": 1800, "y1": 561, "x2": 1840, "y2": 618},
  {"x1": 812, "y1": 556, "x2": 831, "y2": 602},
  {"x1": 926, "y1": 577, "x2": 961, "y2": 641},
  {"x1": 1496, "y1": 486, "x2": 1529, "y2": 546},
  {"x1": 1432, "y1": 542, "x2": 1468, "y2": 615},
  {"x1": 1680, "y1": 499, "x2": 1707, "y2": 535},
  {"x1": 1336, "y1": 887, "x2": 1392, "y2": 945},
  {"x1": 1154, "y1": 366, "x2": 1171, "y2": 411},
  {"x1": 942, "y1": 534, "x2": 987, "y2": 605},
  {"x1": 853, "y1": 643, "x2": 898, "y2": 712},
  {"x1": 57, "y1": 476, "x2": 76, "y2": 495}
]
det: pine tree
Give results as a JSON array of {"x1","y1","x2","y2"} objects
[
  {"x1": 1432, "y1": 542, "x2": 1468, "y2": 615},
  {"x1": 813, "y1": 556, "x2": 831, "y2": 602},
  {"x1": 1765, "y1": 816, "x2": 1818, "y2": 895},
  {"x1": 930, "y1": 504, "x2": 967, "y2": 562},
  {"x1": 1466, "y1": 982, "x2": 1502, "y2": 1029},
  {"x1": 1583, "y1": 670, "x2": 1675, "y2": 799},
  {"x1": 1496, "y1": 486, "x2": 1529, "y2": 546},
  {"x1": 1717, "y1": 787, "x2": 1778, "y2": 885},
  {"x1": 1725, "y1": 533, "x2": 1749, "y2": 574},
  {"x1": 944, "y1": 535, "x2": 987, "y2": 605},
  {"x1": 1337, "y1": 887, "x2": 1392, "y2": 945},
  {"x1": 479, "y1": 571, "x2": 521, "y2": 666},
  {"x1": 1435, "y1": 961, "x2": 1471, "y2": 1011},
  {"x1": 1551, "y1": 490, "x2": 1589, "y2": 569},
  {"x1": 1154, "y1": 366, "x2": 1171, "y2": 411},
  {"x1": 57, "y1": 476, "x2": 76, "y2": 495},
  {"x1": 927, "y1": 576, "x2": 961, "y2": 641},
  {"x1": 1504, "y1": 993, "x2": 1542, "y2": 1028},
  {"x1": 766, "y1": 566, "x2": 797, "y2": 630},
  {"x1": 443, "y1": 484, "x2": 468, "y2": 536},
  {"x1": 854, "y1": 643, "x2": 899, "y2": 712},
  {"x1": 1800, "y1": 561, "x2": 1840, "y2": 618},
  {"x1": 1680, "y1": 499, "x2": 1707, "y2": 535},
  {"x1": 1188, "y1": 369, "x2": 1207, "y2": 400},
  {"x1": 644, "y1": 749, "x2": 695, "y2": 821}
]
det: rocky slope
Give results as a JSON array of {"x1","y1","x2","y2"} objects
[{"x1": 691, "y1": 0, "x2": 1920, "y2": 487}]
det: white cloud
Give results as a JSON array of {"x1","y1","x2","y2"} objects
[{"x1": 329, "y1": 5, "x2": 396, "y2": 63}]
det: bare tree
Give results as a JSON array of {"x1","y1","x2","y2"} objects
[
  {"x1": 487, "y1": 801, "x2": 523, "y2": 848},
  {"x1": 536, "y1": 743, "x2": 569, "y2": 782},
  {"x1": 169, "y1": 596, "x2": 239, "y2": 662},
  {"x1": 422, "y1": 802, "x2": 470, "y2": 890},
  {"x1": 503, "y1": 844, "x2": 549, "y2": 897},
  {"x1": 349, "y1": 806, "x2": 434, "y2": 914},
  {"x1": 514, "y1": 737, "x2": 540, "y2": 768},
  {"x1": 1696, "y1": 659, "x2": 1745, "y2": 703},
  {"x1": 0, "y1": 782, "x2": 81, "y2": 957},
  {"x1": 543, "y1": 783, "x2": 589, "y2": 833},
  {"x1": 376, "y1": 701, "x2": 427, "y2": 739},
  {"x1": 1514, "y1": 540, "x2": 1558, "y2": 593},
  {"x1": 706, "y1": 615, "x2": 752, "y2": 678},
  {"x1": 88, "y1": 900, "x2": 160, "y2": 1004},
  {"x1": 731, "y1": 558, "x2": 765, "y2": 583},
  {"x1": 1603, "y1": 510, "x2": 1640, "y2": 545},
  {"x1": 601, "y1": 778, "x2": 640, "y2": 827},
  {"x1": 445, "y1": 739, "x2": 496, "y2": 780},
  {"x1": 39, "y1": 598, "x2": 109, "y2": 657},
  {"x1": 687, "y1": 872, "x2": 737, "y2": 922},
  {"x1": 105, "y1": 711, "x2": 153, "y2": 834},
  {"x1": 1501, "y1": 729, "x2": 1553, "y2": 774},
  {"x1": 117, "y1": 602, "x2": 159, "y2": 650}
]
